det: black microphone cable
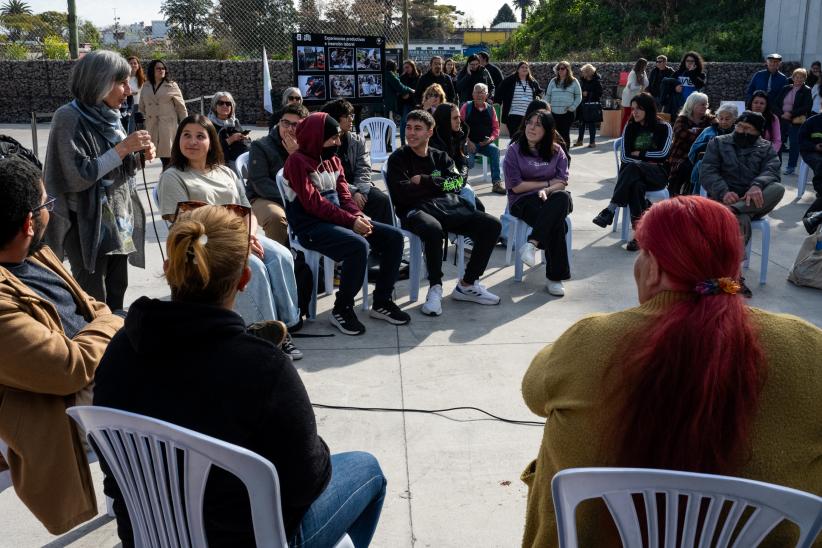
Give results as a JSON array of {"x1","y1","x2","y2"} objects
[{"x1": 133, "y1": 112, "x2": 165, "y2": 263}]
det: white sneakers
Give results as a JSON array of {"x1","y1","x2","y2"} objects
[
  {"x1": 519, "y1": 242, "x2": 538, "y2": 267},
  {"x1": 421, "y1": 284, "x2": 443, "y2": 316},
  {"x1": 547, "y1": 280, "x2": 565, "y2": 297},
  {"x1": 452, "y1": 282, "x2": 501, "y2": 305}
]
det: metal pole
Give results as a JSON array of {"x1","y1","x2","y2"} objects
[
  {"x1": 402, "y1": 0, "x2": 409, "y2": 59},
  {"x1": 67, "y1": 0, "x2": 79, "y2": 59},
  {"x1": 31, "y1": 112, "x2": 39, "y2": 159},
  {"x1": 200, "y1": 96, "x2": 204, "y2": 115}
]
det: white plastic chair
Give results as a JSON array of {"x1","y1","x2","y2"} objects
[
  {"x1": 612, "y1": 137, "x2": 670, "y2": 241},
  {"x1": 359, "y1": 117, "x2": 397, "y2": 167},
  {"x1": 502, "y1": 205, "x2": 573, "y2": 282},
  {"x1": 551, "y1": 467, "x2": 822, "y2": 548},
  {"x1": 380, "y1": 164, "x2": 466, "y2": 296},
  {"x1": 275, "y1": 170, "x2": 368, "y2": 318},
  {"x1": 66, "y1": 406, "x2": 354, "y2": 548},
  {"x1": 797, "y1": 157, "x2": 809, "y2": 199},
  {"x1": 235, "y1": 151, "x2": 250, "y2": 182},
  {"x1": 699, "y1": 186, "x2": 771, "y2": 284}
]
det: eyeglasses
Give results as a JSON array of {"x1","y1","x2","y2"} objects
[
  {"x1": 656, "y1": 59, "x2": 665, "y2": 63},
  {"x1": 280, "y1": 119, "x2": 300, "y2": 129},
  {"x1": 558, "y1": 67, "x2": 567, "y2": 71},
  {"x1": 287, "y1": 95, "x2": 302, "y2": 101},
  {"x1": 685, "y1": 59, "x2": 696, "y2": 64},
  {"x1": 216, "y1": 100, "x2": 232, "y2": 107},
  {"x1": 32, "y1": 195, "x2": 56, "y2": 213}
]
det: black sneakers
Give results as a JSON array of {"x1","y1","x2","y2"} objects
[
  {"x1": 330, "y1": 306, "x2": 366, "y2": 335},
  {"x1": 369, "y1": 300, "x2": 411, "y2": 325},
  {"x1": 248, "y1": 320, "x2": 287, "y2": 346},
  {"x1": 281, "y1": 333, "x2": 303, "y2": 360},
  {"x1": 593, "y1": 208, "x2": 615, "y2": 227}
]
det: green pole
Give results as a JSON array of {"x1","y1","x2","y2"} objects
[{"x1": 67, "y1": 0, "x2": 79, "y2": 59}]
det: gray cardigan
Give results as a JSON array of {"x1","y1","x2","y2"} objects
[
  {"x1": 340, "y1": 131, "x2": 373, "y2": 196},
  {"x1": 44, "y1": 103, "x2": 146, "y2": 271},
  {"x1": 699, "y1": 133, "x2": 781, "y2": 200}
]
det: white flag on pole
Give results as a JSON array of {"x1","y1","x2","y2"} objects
[{"x1": 263, "y1": 47, "x2": 273, "y2": 114}]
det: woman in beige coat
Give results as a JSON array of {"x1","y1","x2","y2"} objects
[{"x1": 140, "y1": 59, "x2": 188, "y2": 168}]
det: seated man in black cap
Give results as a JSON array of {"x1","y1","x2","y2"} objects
[{"x1": 699, "y1": 110, "x2": 785, "y2": 285}]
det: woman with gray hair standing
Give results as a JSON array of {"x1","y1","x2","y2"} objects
[
  {"x1": 44, "y1": 49, "x2": 156, "y2": 311},
  {"x1": 139, "y1": 59, "x2": 188, "y2": 169},
  {"x1": 209, "y1": 91, "x2": 251, "y2": 173}
]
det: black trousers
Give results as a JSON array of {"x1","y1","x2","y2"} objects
[
  {"x1": 553, "y1": 111, "x2": 575, "y2": 154},
  {"x1": 63, "y1": 213, "x2": 129, "y2": 311},
  {"x1": 506, "y1": 114, "x2": 524, "y2": 139},
  {"x1": 612, "y1": 161, "x2": 668, "y2": 221},
  {"x1": 802, "y1": 151, "x2": 822, "y2": 215},
  {"x1": 361, "y1": 187, "x2": 394, "y2": 226},
  {"x1": 577, "y1": 122, "x2": 597, "y2": 145},
  {"x1": 510, "y1": 192, "x2": 571, "y2": 281},
  {"x1": 404, "y1": 208, "x2": 501, "y2": 286}
]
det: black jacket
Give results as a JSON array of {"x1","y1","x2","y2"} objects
[
  {"x1": 580, "y1": 73, "x2": 603, "y2": 103},
  {"x1": 399, "y1": 73, "x2": 419, "y2": 108},
  {"x1": 672, "y1": 67, "x2": 706, "y2": 90},
  {"x1": 94, "y1": 297, "x2": 332, "y2": 547},
  {"x1": 430, "y1": 122, "x2": 469, "y2": 179},
  {"x1": 484, "y1": 62, "x2": 505, "y2": 93},
  {"x1": 648, "y1": 66, "x2": 674, "y2": 97},
  {"x1": 773, "y1": 84, "x2": 813, "y2": 120},
  {"x1": 247, "y1": 129, "x2": 289, "y2": 202},
  {"x1": 217, "y1": 122, "x2": 251, "y2": 164},
  {"x1": 385, "y1": 145, "x2": 462, "y2": 217},
  {"x1": 496, "y1": 74, "x2": 543, "y2": 123},
  {"x1": 456, "y1": 66, "x2": 495, "y2": 102},
  {"x1": 414, "y1": 71, "x2": 457, "y2": 106},
  {"x1": 799, "y1": 112, "x2": 822, "y2": 156}
]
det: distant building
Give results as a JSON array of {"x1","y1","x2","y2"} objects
[
  {"x1": 406, "y1": 41, "x2": 464, "y2": 63},
  {"x1": 762, "y1": 0, "x2": 821, "y2": 64},
  {"x1": 463, "y1": 23, "x2": 520, "y2": 50},
  {"x1": 100, "y1": 21, "x2": 165, "y2": 46}
]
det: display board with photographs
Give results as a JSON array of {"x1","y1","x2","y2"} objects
[
  {"x1": 293, "y1": 33, "x2": 385, "y2": 104},
  {"x1": 384, "y1": 48, "x2": 402, "y2": 70}
]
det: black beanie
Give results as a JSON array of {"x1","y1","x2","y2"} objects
[
  {"x1": 323, "y1": 114, "x2": 341, "y2": 141},
  {"x1": 736, "y1": 111, "x2": 766, "y2": 134}
]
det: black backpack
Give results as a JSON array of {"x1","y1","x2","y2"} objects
[{"x1": 0, "y1": 135, "x2": 42, "y2": 169}]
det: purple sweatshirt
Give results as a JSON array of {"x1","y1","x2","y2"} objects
[{"x1": 502, "y1": 142, "x2": 569, "y2": 207}]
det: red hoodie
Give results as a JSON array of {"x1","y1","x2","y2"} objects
[{"x1": 282, "y1": 112, "x2": 362, "y2": 233}]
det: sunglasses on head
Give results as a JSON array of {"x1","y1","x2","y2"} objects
[
  {"x1": 172, "y1": 200, "x2": 251, "y2": 243},
  {"x1": 216, "y1": 100, "x2": 232, "y2": 107}
]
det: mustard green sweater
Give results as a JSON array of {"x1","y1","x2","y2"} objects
[{"x1": 521, "y1": 291, "x2": 822, "y2": 548}]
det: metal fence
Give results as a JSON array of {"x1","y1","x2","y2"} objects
[{"x1": 163, "y1": 0, "x2": 405, "y2": 58}]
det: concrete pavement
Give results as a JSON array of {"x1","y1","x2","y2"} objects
[{"x1": 0, "y1": 123, "x2": 819, "y2": 547}]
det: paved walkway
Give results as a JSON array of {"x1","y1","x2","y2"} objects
[{"x1": 0, "y1": 124, "x2": 819, "y2": 547}]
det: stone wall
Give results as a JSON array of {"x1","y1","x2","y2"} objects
[{"x1": 0, "y1": 59, "x2": 802, "y2": 125}]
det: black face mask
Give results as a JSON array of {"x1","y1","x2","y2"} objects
[
  {"x1": 321, "y1": 145, "x2": 338, "y2": 160},
  {"x1": 733, "y1": 132, "x2": 758, "y2": 148}
]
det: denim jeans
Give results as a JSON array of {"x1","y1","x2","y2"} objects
[
  {"x1": 297, "y1": 220, "x2": 404, "y2": 309},
  {"x1": 289, "y1": 452, "x2": 387, "y2": 548},
  {"x1": 459, "y1": 184, "x2": 477, "y2": 207},
  {"x1": 467, "y1": 142, "x2": 501, "y2": 182},
  {"x1": 779, "y1": 119, "x2": 801, "y2": 169},
  {"x1": 234, "y1": 235, "x2": 301, "y2": 327}
]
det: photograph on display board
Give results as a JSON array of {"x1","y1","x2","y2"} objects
[
  {"x1": 356, "y1": 48, "x2": 381, "y2": 71},
  {"x1": 328, "y1": 47, "x2": 354, "y2": 70},
  {"x1": 297, "y1": 46, "x2": 326, "y2": 71},
  {"x1": 358, "y1": 74, "x2": 382, "y2": 97},
  {"x1": 384, "y1": 51, "x2": 401, "y2": 68},
  {"x1": 330, "y1": 74, "x2": 355, "y2": 98},
  {"x1": 298, "y1": 75, "x2": 327, "y2": 100}
]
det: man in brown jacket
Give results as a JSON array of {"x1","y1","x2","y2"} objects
[{"x1": 0, "y1": 157, "x2": 123, "y2": 534}]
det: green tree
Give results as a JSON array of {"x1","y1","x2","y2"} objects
[
  {"x1": 510, "y1": 0, "x2": 533, "y2": 22},
  {"x1": 322, "y1": 0, "x2": 351, "y2": 35},
  {"x1": 37, "y1": 10, "x2": 67, "y2": 38},
  {"x1": 79, "y1": 20, "x2": 101, "y2": 46},
  {"x1": 490, "y1": 3, "x2": 516, "y2": 27},
  {"x1": 408, "y1": 0, "x2": 461, "y2": 41},
  {"x1": 161, "y1": 0, "x2": 212, "y2": 43},
  {"x1": 0, "y1": 0, "x2": 31, "y2": 16},
  {"x1": 298, "y1": 0, "x2": 322, "y2": 33},
  {"x1": 42, "y1": 34, "x2": 69, "y2": 59},
  {"x1": 216, "y1": 0, "x2": 296, "y2": 55},
  {"x1": 1, "y1": 12, "x2": 47, "y2": 41}
]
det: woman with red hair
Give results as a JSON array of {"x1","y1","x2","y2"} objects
[{"x1": 520, "y1": 196, "x2": 822, "y2": 548}]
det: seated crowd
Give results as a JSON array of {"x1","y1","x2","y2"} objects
[{"x1": 1, "y1": 48, "x2": 821, "y2": 548}]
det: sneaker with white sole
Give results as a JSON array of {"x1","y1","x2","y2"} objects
[
  {"x1": 330, "y1": 306, "x2": 366, "y2": 335},
  {"x1": 452, "y1": 282, "x2": 500, "y2": 305},
  {"x1": 370, "y1": 300, "x2": 411, "y2": 325},
  {"x1": 546, "y1": 280, "x2": 565, "y2": 297},
  {"x1": 421, "y1": 284, "x2": 443, "y2": 316},
  {"x1": 519, "y1": 242, "x2": 538, "y2": 267}
]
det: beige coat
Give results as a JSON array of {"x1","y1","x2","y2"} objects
[
  {"x1": 139, "y1": 80, "x2": 188, "y2": 158},
  {"x1": 0, "y1": 247, "x2": 123, "y2": 534}
]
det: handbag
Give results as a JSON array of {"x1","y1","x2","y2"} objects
[
  {"x1": 788, "y1": 231, "x2": 822, "y2": 289},
  {"x1": 581, "y1": 102, "x2": 603, "y2": 123}
]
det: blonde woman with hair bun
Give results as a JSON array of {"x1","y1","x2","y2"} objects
[{"x1": 93, "y1": 203, "x2": 389, "y2": 548}]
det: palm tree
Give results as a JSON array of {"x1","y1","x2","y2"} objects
[
  {"x1": 0, "y1": 0, "x2": 33, "y2": 16},
  {"x1": 511, "y1": 0, "x2": 534, "y2": 22}
]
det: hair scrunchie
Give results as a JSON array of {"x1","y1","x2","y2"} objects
[{"x1": 695, "y1": 277, "x2": 740, "y2": 296}]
